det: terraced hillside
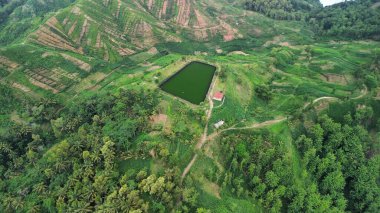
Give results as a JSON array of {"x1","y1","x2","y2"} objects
[
  {"x1": 0, "y1": 0, "x2": 380, "y2": 212},
  {"x1": 25, "y1": 0, "x2": 249, "y2": 61},
  {"x1": 1, "y1": 0, "x2": 314, "y2": 99},
  {"x1": 0, "y1": 0, "x2": 76, "y2": 44}
]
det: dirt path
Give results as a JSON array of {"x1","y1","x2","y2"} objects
[
  {"x1": 214, "y1": 97, "x2": 225, "y2": 109},
  {"x1": 196, "y1": 77, "x2": 217, "y2": 150},
  {"x1": 222, "y1": 117, "x2": 286, "y2": 132},
  {"x1": 207, "y1": 117, "x2": 287, "y2": 142},
  {"x1": 180, "y1": 78, "x2": 217, "y2": 182},
  {"x1": 179, "y1": 84, "x2": 370, "y2": 182},
  {"x1": 352, "y1": 85, "x2": 368, "y2": 100},
  {"x1": 303, "y1": 96, "x2": 338, "y2": 109}
]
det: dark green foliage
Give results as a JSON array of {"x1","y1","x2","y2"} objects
[
  {"x1": 219, "y1": 130, "x2": 338, "y2": 212},
  {"x1": 244, "y1": 0, "x2": 322, "y2": 20},
  {"x1": 255, "y1": 85, "x2": 272, "y2": 102},
  {"x1": 245, "y1": 0, "x2": 380, "y2": 40},
  {"x1": 295, "y1": 114, "x2": 380, "y2": 212},
  {"x1": 0, "y1": 89, "x2": 202, "y2": 212},
  {"x1": 0, "y1": 0, "x2": 75, "y2": 44},
  {"x1": 309, "y1": 0, "x2": 380, "y2": 40},
  {"x1": 0, "y1": 84, "x2": 16, "y2": 114},
  {"x1": 217, "y1": 109, "x2": 379, "y2": 212},
  {"x1": 0, "y1": 0, "x2": 26, "y2": 24}
]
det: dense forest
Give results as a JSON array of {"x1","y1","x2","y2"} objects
[
  {"x1": 244, "y1": 0, "x2": 380, "y2": 39},
  {"x1": 1, "y1": 89, "x2": 378, "y2": 212},
  {"x1": 0, "y1": 0, "x2": 75, "y2": 44},
  {"x1": 309, "y1": 0, "x2": 380, "y2": 39},
  {"x1": 218, "y1": 102, "x2": 380, "y2": 212},
  {"x1": 0, "y1": 89, "x2": 204, "y2": 212},
  {"x1": 244, "y1": 0, "x2": 322, "y2": 20}
]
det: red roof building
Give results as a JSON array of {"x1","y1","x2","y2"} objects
[{"x1": 213, "y1": 91, "x2": 224, "y2": 101}]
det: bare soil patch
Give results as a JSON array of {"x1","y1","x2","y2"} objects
[
  {"x1": 147, "y1": 47, "x2": 159, "y2": 55},
  {"x1": 0, "y1": 56, "x2": 19, "y2": 71},
  {"x1": 115, "y1": 0, "x2": 122, "y2": 18},
  {"x1": 32, "y1": 25, "x2": 82, "y2": 54},
  {"x1": 68, "y1": 20, "x2": 77, "y2": 36},
  {"x1": 10, "y1": 111, "x2": 25, "y2": 124},
  {"x1": 176, "y1": 0, "x2": 191, "y2": 27},
  {"x1": 252, "y1": 27, "x2": 262, "y2": 36},
  {"x1": 72, "y1": 72, "x2": 107, "y2": 92},
  {"x1": 150, "y1": 114, "x2": 168, "y2": 125},
  {"x1": 42, "y1": 52, "x2": 55, "y2": 58},
  {"x1": 314, "y1": 99, "x2": 334, "y2": 112},
  {"x1": 78, "y1": 18, "x2": 90, "y2": 43},
  {"x1": 147, "y1": 0, "x2": 154, "y2": 10},
  {"x1": 25, "y1": 68, "x2": 67, "y2": 93},
  {"x1": 12, "y1": 82, "x2": 31, "y2": 92},
  {"x1": 61, "y1": 53, "x2": 91, "y2": 72},
  {"x1": 216, "y1": 48, "x2": 223, "y2": 54},
  {"x1": 29, "y1": 78, "x2": 60, "y2": 94},
  {"x1": 372, "y1": 2, "x2": 380, "y2": 9},
  {"x1": 159, "y1": 0, "x2": 168, "y2": 18},
  {"x1": 147, "y1": 66, "x2": 161, "y2": 71},
  {"x1": 194, "y1": 9, "x2": 208, "y2": 28},
  {"x1": 264, "y1": 36, "x2": 293, "y2": 48},
  {"x1": 96, "y1": 33, "x2": 102, "y2": 48},
  {"x1": 320, "y1": 62, "x2": 335, "y2": 71},
  {"x1": 118, "y1": 48, "x2": 135, "y2": 56},
  {"x1": 321, "y1": 73, "x2": 349, "y2": 85},
  {"x1": 201, "y1": 179, "x2": 221, "y2": 199},
  {"x1": 228, "y1": 51, "x2": 248, "y2": 56}
]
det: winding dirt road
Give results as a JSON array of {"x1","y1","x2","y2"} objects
[
  {"x1": 180, "y1": 77, "x2": 217, "y2": 181},
  {"x1": 180, "y1": 85, "x2": 370, "y2": 182}
]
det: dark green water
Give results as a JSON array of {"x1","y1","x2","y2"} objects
[{"x1": 160, "y1": 61, "x2": 216, "y2": 105}]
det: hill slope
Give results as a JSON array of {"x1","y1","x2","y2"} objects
[{"x1": 0, "y1": 1, "x2": 379, "y2": 212}]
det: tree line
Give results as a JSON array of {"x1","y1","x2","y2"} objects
[
  {"x1": 0, "y1": 89, "x2": 206, "y2": 212},
  {"x1": 244, "y1": 0, "x2": 322, "y2": 21},
  {"x1": 244, "y1": 0, "x2": 380, "y2": 40},
  {"x1": 214, "y1": 104, "x2": 379, "y2": 212}
]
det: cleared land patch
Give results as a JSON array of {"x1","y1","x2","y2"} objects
[
  {"x1": 320, "y1": 73, "x2": 350, "y2": 85},
  {"x1": 0, "y1": 56, "x2": 19, "y2": 71},
  {"x1": 60, "y1": 53, "x2": 91, "y2": 72}
]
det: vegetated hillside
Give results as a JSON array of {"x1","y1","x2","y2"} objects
[
  {"x1": 23, "y1": 0, "x2": 251, "y2": 61},
  {"x1": 244, "y1": 0, "x2": 322, "y2": 20},
  {"x1": 0, "y1": 0, "x2": 379, "y2": 212},
  {"x1": 0, "y1": 0, "x2": 76, "y2": 44},
  {"x1": 308, "y1": 0, "x2": 380, "y2": 40},
  {"x1": 244, "y1": 0, "x2": 380, "y2": 40},
  {"x1": 0, "y1": 0, "x2": 315, "y2": 107}
]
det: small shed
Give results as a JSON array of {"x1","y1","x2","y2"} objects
[
  {"x1": 213, "y1": 91, "x2": 224, "y2": 101},
  {"x1": 214, "y1": 120, "x2": 225, "y2": 129}
]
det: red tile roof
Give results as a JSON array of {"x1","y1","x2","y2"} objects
[{"x1": 213, "y1": 91, "x2": 224, "y2": 101}]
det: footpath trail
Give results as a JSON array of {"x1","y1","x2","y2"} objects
[
  {"x1": 180, "y1": 85, "x2": 370, "y2": 182},
  {"x1": 181, "y1": 77, "x2": 217, "y2": 181}
]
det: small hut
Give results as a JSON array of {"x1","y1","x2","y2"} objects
[
  {"x1": 213, "y1": 91, "x2": 224, "y2": 101},
  {"x1": 214, "y1": 120, "x2": 225, "y2": 129}
]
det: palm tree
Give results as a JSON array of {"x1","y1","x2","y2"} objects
[
  {"x1": 33, "y1": 182, "x2": 47, "y2": 194},
  {"x1": 0, "y1": 142, "x2": 16, "y2": 160},
  {"x1": 71, "y1": 140, "x2": 84, "y2": 153},
  {"x1": 72, "y1": 202, "x2": 93, "y2": 213},
  {"x1": 3, "y1": 196, "x2": 24, "y2": 212},
  {"x1": 91, "y1": 151, "x2": 102, "y2": 164},
  {"x1": 27, "y1": 205, "x2": 41, "y2": 213}
]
